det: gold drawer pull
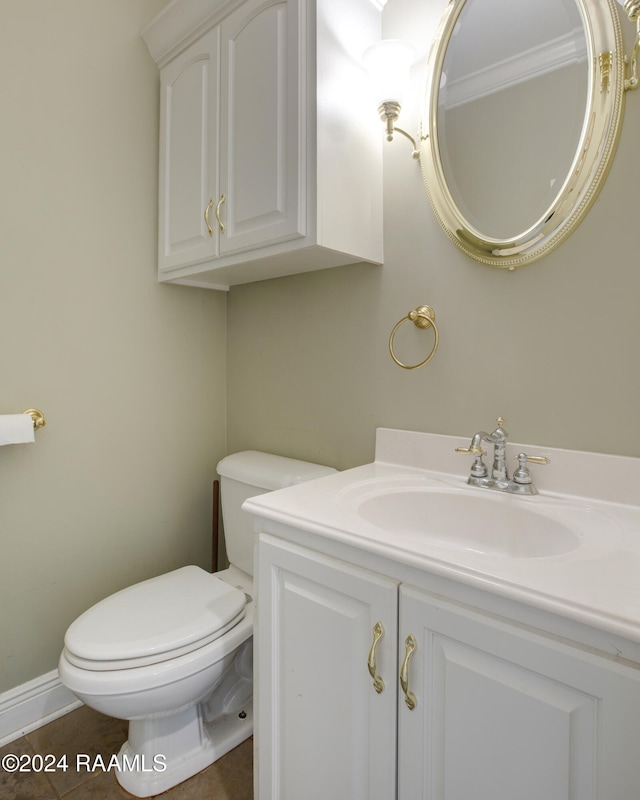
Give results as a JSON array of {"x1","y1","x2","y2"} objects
[
  {"x1": 204, "y1": 198, "x2": 214, "y2": 237},
  {"x1": 400, "y1": 634, "x2": 417, "y2": 710},
  {"x1": 368, "y1": 621, "x2": 385, "y2": 694}
]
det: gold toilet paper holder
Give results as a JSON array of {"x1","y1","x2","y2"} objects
[{"x1": 22, "y1": 409, "x2": 47, "y2": 430}]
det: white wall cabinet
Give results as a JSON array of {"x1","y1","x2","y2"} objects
[
  {"x1": 143, "y1": 0, "x2": 384, "y2": 290},
  {"x1": 156, "y1": 26, "x2": 220, "y2": 273},
  {"x1": 257, "y1": 534, "x2": 640, "y2": 800}
]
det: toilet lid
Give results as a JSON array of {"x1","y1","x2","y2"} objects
[{"x1": 64, "y1": 566, "x2": 247, "y2": 669}]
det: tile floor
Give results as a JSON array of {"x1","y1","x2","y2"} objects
[{"x1": 0, "y1": 705, "x2": 253, "y2": 799}]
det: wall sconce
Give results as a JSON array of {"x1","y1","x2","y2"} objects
[
  {"x1": 616, "y1": 0, "x2": 639, "y2": 90},
  {"x1": 363, "y1": 39, "x2": 421, "y2": 158}
]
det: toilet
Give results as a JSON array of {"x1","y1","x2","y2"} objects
[{"x1": 58, "y1": 451, "x2": 335, "y2": 797}]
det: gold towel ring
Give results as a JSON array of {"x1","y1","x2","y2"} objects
[{"x1": 389, "y1": 305, "x2": 439, "y2": 370}]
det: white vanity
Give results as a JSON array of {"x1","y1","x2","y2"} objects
[{"x1": 245, "y1": 428, "x2": 640, "y2": 800}]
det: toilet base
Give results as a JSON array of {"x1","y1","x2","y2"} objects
[{"x1": 114, "y1": 701, "x2": 253, "y2": 797}]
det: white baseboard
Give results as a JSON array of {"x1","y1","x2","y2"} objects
[{"x1": 0, "y1": 670, "x2": 82, "y2": 746}]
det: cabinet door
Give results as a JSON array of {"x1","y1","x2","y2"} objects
[
  {"x1": 218, "y1": 0, "x2": 302, "y2": 255},
  {"x1": 398, "y1": 585, "x2": 640, "y2": 800},
  {"x1": 158, "y1": 27, "x2": 219, "y2": 272},
  {"x1": 257, "y1": 535, "x2": 398, "y2": 800}
]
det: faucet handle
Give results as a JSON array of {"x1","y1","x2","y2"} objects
[
  {"x1": 456, "y1": 444, "x2": 488, "y2": 478},
  {"x1": 519, "y1": 454, "x2": 550, "y2": 466},
  {"x1": 513, "y1": 452, "x2": 550, "y2": 485},
  {"x1": 455, "y1": 444, "x2": 485, "y2": 456}
]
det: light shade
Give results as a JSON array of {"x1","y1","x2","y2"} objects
[{"x1": 362, "y1": 39, "x2": 417, "y2": 107}]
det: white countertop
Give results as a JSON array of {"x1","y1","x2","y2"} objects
[{"x1": 244, "y1": 429, "x2": 640, "y2": 644}]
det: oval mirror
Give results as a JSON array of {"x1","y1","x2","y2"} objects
[{"x1": 420, "y1": 0, "x2": 626, "y2": 268}]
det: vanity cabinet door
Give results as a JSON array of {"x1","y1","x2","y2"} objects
[
  {"x1": 158, "y1": 27, "x2": 220, "y2": 273},
  {"x1": 257, "y1": 534, "x2": 398, "y2": 800},
  {"x1": 398, "y1": 585, "x2": 640, "y2": 800}
]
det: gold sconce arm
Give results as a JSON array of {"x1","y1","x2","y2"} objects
[
  {"x1": 627, "y1": 22, "x2": 639, "y2": 90},
  {"x1": 377, "y1": 102, "x2": 422, "y2": 159},
  {"x1": 394, "y1": 127, "x2": 421, "y2": 158},
  {"x1": 364, "y1": 39, "x2": 424, "y2": 159},
  {"x1": 619, "y1": 0, "x2": 640, "y2": 90}
]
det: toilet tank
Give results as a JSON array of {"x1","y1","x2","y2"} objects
[{"x1": 216, "y1": 451, "x2": 336, "y2": 576}]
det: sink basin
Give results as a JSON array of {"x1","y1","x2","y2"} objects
[{"x1": 338, "y1": 477, "x2": 620, "y2": 559}]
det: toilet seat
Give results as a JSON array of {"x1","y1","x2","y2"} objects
[{"x1": 63, "y1": 566, "x2": 247, "y2": 670}]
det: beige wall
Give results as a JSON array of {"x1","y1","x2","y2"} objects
[
  {"x1": 0, "y1": 1, "x2": 227, "y2": 693},
  {"x1": 227, "y1": 0, "x2": 640, "y2": 469},
  {"x1": 2, "y1": 0, "x2": 639, "y2": 700}
]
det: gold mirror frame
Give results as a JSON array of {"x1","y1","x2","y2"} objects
[{"x1": 419, "y1": 0, "x2": 626, "y2": 269}]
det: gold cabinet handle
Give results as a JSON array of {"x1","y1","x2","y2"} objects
[
  {"x1": 367, "y1": 621, "x2": 385, "y2": 694},
  {"x1": 204, "y1": 198, "x2": 214, "y2": 237},
  {"x1": 400, "y1": 634, "x2": 417, "y2": 710},
  {"x1": 215, "y1": 194, "x2": 226, "y2": 234}
]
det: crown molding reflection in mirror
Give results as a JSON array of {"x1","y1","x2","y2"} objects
[{"x1": 419, "y1": 0, "x2": 626, "y2": 270}]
